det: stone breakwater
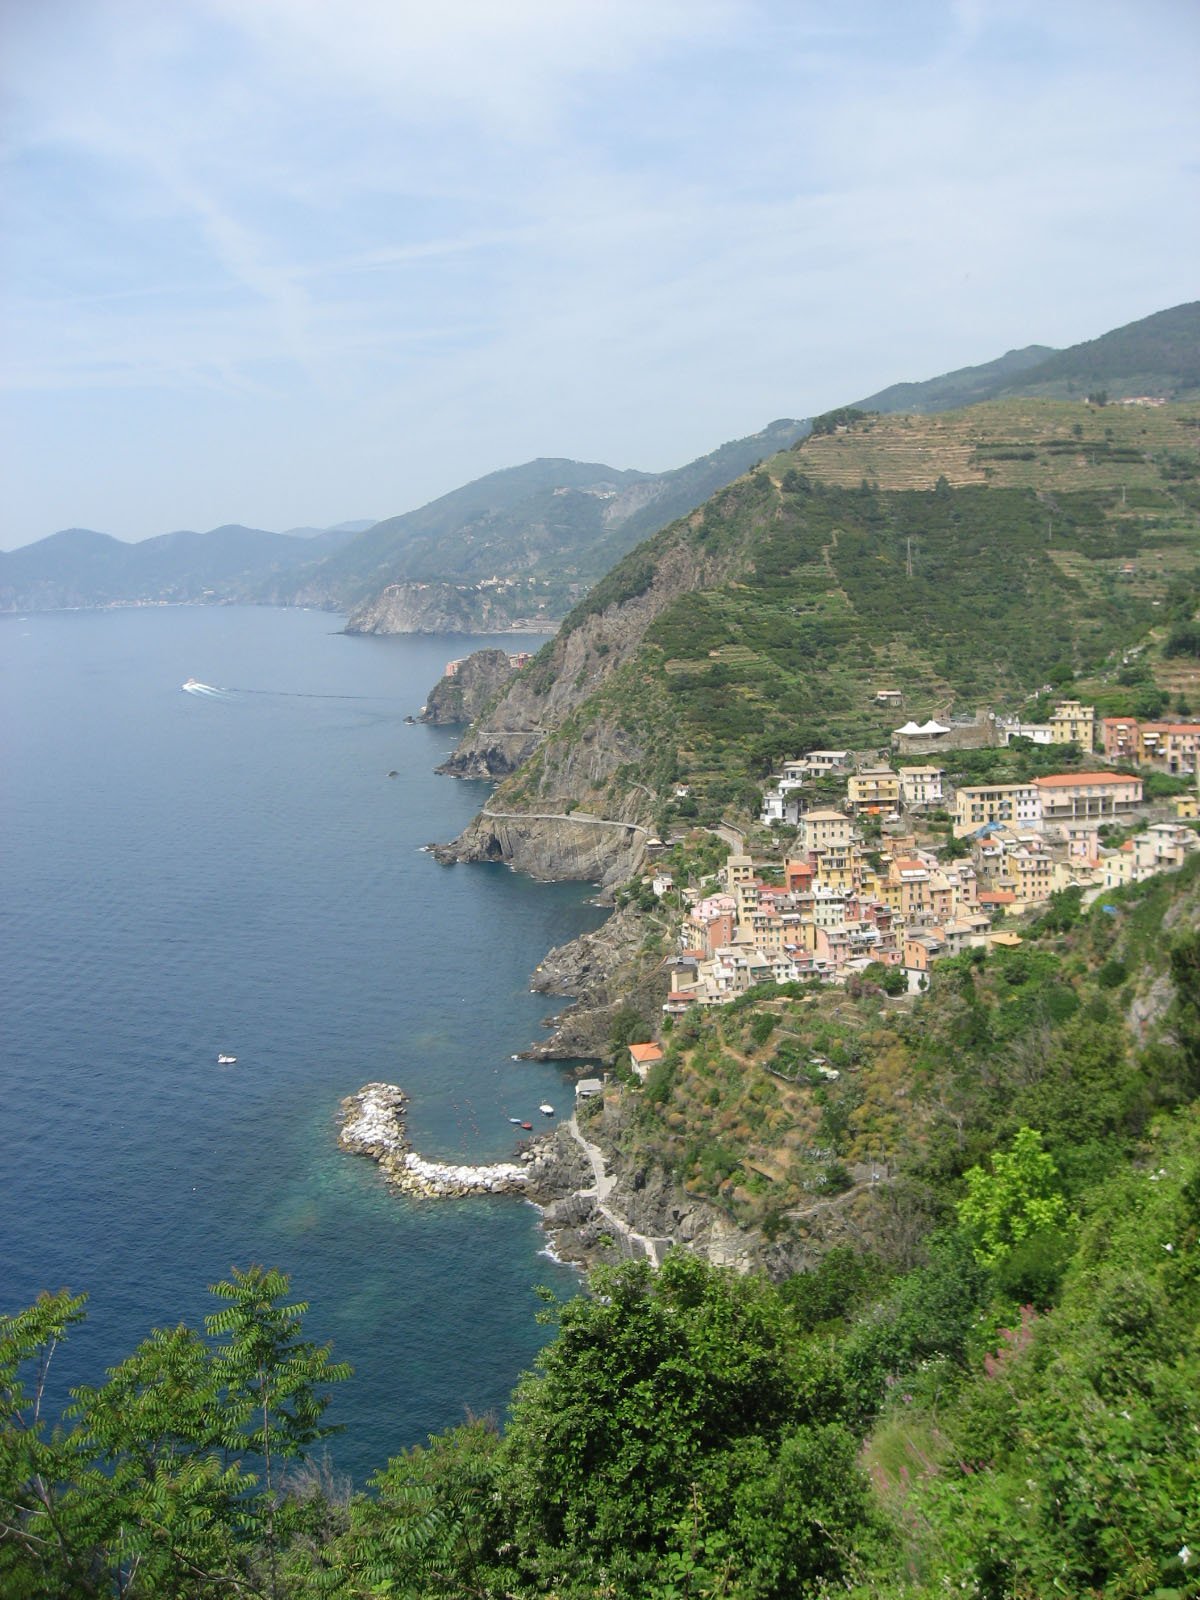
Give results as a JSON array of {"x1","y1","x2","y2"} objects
[{"x1": 338, "y1": 1082, "x2": 529, "y2": 1199}]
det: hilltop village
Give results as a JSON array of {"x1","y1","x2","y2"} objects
[{"x1": 637, "y1": 699, "x2": 1200, "y2": 1025}]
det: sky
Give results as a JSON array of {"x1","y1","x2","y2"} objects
[{"x1": 2, "y1": 0, "x2": 1198, "y2": 548}]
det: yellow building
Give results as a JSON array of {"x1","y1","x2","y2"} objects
[
  {"x1": 1139, "y1": 723, "x2": 1200, "y2": 776},
  {"x1": 797, "y1": 808, "x2": 853, "y2": 853},
  {"x1": 1006, "y1": 850, "x2": 1056, "y2": 905},
  {"x1": 847, "y1": 769, "x2": 901, "y2": 811},
  {"x1": 722, "y1": 854, "x2": 757, "y2": 891},
  {"x1": 1049, "y1": 700, "x2": 1095, "y2": 749},
  {"x1": 812, "y1": 846, "x2": 856, "y2": 891}
]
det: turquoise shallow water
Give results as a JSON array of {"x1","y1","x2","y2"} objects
[{"x1": 0, "y1": 607, "x2": 603, "y2": 1482}]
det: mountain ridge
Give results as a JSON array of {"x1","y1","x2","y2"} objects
[
  {"x1": 7, "y1": 301, "x2": 1197, "y2": 619},
  {"x1": 433, "y1": 314, "x2": 1200, "y2": 880},
  {"x1": 852, "y1": 300, "x2": 1200, "y2": 416},
  {"x1": 324, "y1": 419, "x2": 810, "y2": 629},
  {"x1": 0, "y1": 520, "x2": 360, "y2": 612}
]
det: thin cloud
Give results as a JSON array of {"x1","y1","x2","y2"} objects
[{"x1": 1, "y1": 0, "x2": 1197, "y2": 543}]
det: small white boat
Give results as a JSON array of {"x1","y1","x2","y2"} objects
[
  {"x1": 539, "y1": 1103, "x2": 555, "y2": 1116},
  {"x1": 217, "y1": 1054, "x2": 237, "y2": 1065},
  {"x1": 508, "y1": 1116, "x2": 523, "y2": 1124}
]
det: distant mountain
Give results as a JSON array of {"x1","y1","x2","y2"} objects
[
  {"x1": 305, "y1": 420, "x2": 809, "y2": 632},
  {"x1": 1, "y1": 424, "x2": 807, "y2": 621},
  {"x1": 12, "y1": 302, "x2": 1196, "y2": 622},
  {"x1": 853, "y1": 301, "x2": 1200, "y2": 415},
  {"x1": 281, "y1": 519, "x2": 378, "y2": 539},
  {"x1": 0, "y1": 521, "x2": 359, "y2": 613}
]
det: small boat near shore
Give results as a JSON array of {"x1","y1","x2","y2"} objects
[
  {"x1": 539, "y1": 1103, "x2": 555, "y2": 1116},
  {"x1": 508, "y1": 1116, "x2": 523, "y2": 1124},
  {"x1": 520, "y1": 1121, "x2": 533, "y2": 1130}
]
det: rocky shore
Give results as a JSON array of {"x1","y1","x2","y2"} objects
[
  {"x1": 338, "y1": 1083, "x2": 531, "y2": 1198},
  {"x1": 429, "y1": 806, "x2": 647, "y2": 891},
  {"x1": 336, "y1": 1082, "x2": 707, "y2": 1272},
  {"x1": 524, "y1": 902, "x2": 669, "y2": 1059}
]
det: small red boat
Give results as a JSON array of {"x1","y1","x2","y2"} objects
[{"x1": 520, "y1": 1121, "x2": 533, "y2": 1130}]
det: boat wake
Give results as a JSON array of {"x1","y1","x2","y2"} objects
[
  {"x1": 182, "y1": 677, "x2": 371, "y2": 702},
  {"x1": 182, "y1": 678, "x2": 232, "y2": 698}
]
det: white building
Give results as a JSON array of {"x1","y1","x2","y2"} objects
[{"x1": 899, "y1": 766, "x2": 945, "y2": 807}]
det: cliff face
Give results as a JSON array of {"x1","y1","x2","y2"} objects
[
  {"x1": 439, "y1": 519, "x2": 754, "y2": 781},
  {"x1": 420, "y1": 649, "x2": 517, "y2": 725},
  {"x1": 526, "y1": 903, "x2": 668, "y2": 1057},
  {"x1": 432, "y1": 808, "x2": 648, "y2": 889},
  {"x1": 344, "y1": 582, "x2": 501, "y2": 635}
]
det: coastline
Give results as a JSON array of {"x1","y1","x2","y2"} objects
[{"x1": 336, "y1": 1081, "x2": 684, "y2": 1272}]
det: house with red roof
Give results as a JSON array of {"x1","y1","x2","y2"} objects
[
  {"x1": 1033, "y1": 771, "x2": 1142, "y2": 823},
  {"x1": 628, "y1": 1042, "x2": 665, "y2": 1081}
]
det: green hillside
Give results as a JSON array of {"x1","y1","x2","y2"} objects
[
  {"x1": 279, "y1": 420, "x2": 808, "y2": 620},
  {"x1": 494, "y1": 397, "x2": 1200, "y2": 826},
  {"x1": 853, "y1": 300, "x2": 1200, "y2": 414},
  {"x1": 854, "y1": 342, "x2": 1055, "y2": 414},
  {"x1": 1001, "y1": 299, "x2": 1200, "y2": 402},
  {"x1": 291, "y1": 457, "x2": 651, "y2": 610}
]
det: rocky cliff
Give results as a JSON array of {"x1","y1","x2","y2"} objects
[
  {"x1": 420, "y1": 649, "x2": 517, "y2": 725},
  {"x1": 437, "y1": 502, "x2": 758, "y2": 783},
  {"x1": 525, "y1": 903, "x2": 669, "y2": 1057},
  {"x1": 431, "y1": 806, "x2": 649, "y2": 890},
  {"x1": 344, "y1": 581, "x2": 513, "y2": 635}
]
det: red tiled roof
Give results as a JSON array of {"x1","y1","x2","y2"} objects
[
  {"x1": 1034, "y1": 772, "x2": 1140, "y2": 788},
  {"x1": 629, "y1": 1042, "x2": 664, "y2": 1063}
]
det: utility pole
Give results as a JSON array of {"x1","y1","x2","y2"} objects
[{"x1": 905, "y1": 537, "x2": 914, "y2": 579}]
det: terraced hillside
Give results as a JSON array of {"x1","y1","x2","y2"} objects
[
  {"x1": 443, "y1": 399, "x2": 1200, "y2": 847},
  {"x1": 790, "y1": 398, "x2": 1200, "y2": 493}
]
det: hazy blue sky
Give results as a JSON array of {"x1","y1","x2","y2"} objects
[{"x1": 2, "y1": 0, "x2": 1197, "y2": 547}]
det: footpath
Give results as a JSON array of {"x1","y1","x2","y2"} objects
[{"x1": 564, "y1": 1114, "x2": 672, "y2": 1265}]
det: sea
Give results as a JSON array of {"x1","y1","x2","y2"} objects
[{"x1": 0, "y1": 605, "x2": 606, "y2": 1484}]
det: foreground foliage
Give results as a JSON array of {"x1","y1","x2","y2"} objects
[{"x1": 5, "y1": 879, "x2": 1200, "y2": 1597}]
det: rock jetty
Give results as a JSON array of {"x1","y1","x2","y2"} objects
[{"x1": 338, "y1": 1082, "x2": 529, "y2": 1199}]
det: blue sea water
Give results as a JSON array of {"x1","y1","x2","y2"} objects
[{"x1": 0, "y1": 606, "x2": 604, "y2": 1483}]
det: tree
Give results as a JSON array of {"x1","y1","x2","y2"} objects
[
  {"x1": 0, "y1": 1270, "x2": 349, "y2": 1600},
  {"x1": 495, "y1": 1254, "x2": 870, "y2": 1597},
  {"x1": 205, "y1": 1267, "x2": 352, "y2": 1594},
  {"x1": 956, "y1": 1127, "x2": 1069, "y2": 1265}
]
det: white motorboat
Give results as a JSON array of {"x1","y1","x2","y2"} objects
[
  {"x1": 217, "y1": 1054, "x2": 237, "y2": 1064},
  {"x1": 539, "y1": 1103, "x2": 555, "y2": 1116}
]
